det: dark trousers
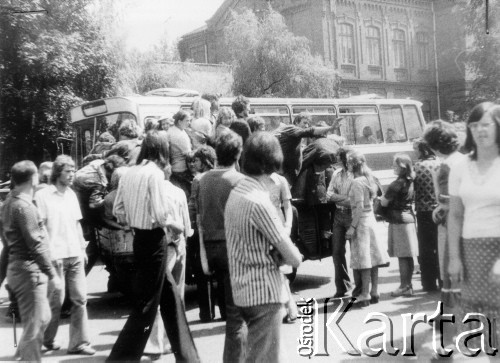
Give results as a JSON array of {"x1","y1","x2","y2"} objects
[
  {"x1": 205, "y1": 240, "x2": 246, "y2": 363},
  {"x1": 332, "y1": 209, "x2": 352, "y2": 295},
  {"x1": 107, "y1": 228, "x2": 199, "y2": 363},
  {"x1": 416, "y1": 211, "x2": 440, "y2": 290}
]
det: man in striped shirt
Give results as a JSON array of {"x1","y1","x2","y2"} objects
[
  {"x1": 225, "y1": 132, "x2": 302, "y2": 362},
  {"x1": 327, "y1": 147, "x2": 354, "y2": 298},
  {"x1": 108, "y1": 131, "x2": 199, "y2": 362}
]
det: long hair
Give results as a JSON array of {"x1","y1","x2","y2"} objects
[
  {"x1": 393, "y1": 153, "x2": 415, "y2": 181},
  {"x1": 464, "y1": 102, "x2": 500, "y2": 160},
  {"x1": 348, "y1": 150, "x2": 377, "y2": 198},
  {"x1": 136, "y1": 130, "x2": 169, "y2": 169},
  {"x1": 215, "y1": 107, "x2": 235, "y2": 129},
  {"x1": 192, "y1": 98, "x2": 211, "y2": 119},
  {"x1": 50, "y1": 155, "x2": 75, "y2": 184}
]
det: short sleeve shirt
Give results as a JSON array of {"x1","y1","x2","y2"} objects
[
  {"x1": 264, "y1": 173, "x2": 292, "y2": 224},
  {"x1": 449, "y1": 156, "x2": 500, "y2": 238},
  {"x1": 35, "y1": 185, "x2": 83, "y2": 260}
]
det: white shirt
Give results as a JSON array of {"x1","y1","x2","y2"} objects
[
  {"x1": 35, "y1": 185, "x2": 84, "y2": 260},
  {"x1": 164, "y1": 180, "x2": 193, "y2": 255},
  {"x1": 449, "y1": 156, "x2": 500, "y2": 238}
]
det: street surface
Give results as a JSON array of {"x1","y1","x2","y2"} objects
[{"x1": 0, "y1": 222, "x2": 488, "y2": 362}]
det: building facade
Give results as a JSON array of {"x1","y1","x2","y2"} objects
[{"x1": 178, "y1": 0, "x2": 468, "y2": 121}]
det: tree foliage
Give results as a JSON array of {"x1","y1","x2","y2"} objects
[
  {"x1": 460, "y1": 0, "x2": 500, "y2": 108},
  {"x1": 224, "y1": 7, "x2": 340, "y2": 98},
  {"x1": 0, "y1": 0, "x2": 119, "y2": 170}
]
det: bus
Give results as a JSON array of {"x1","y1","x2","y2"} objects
[
  {"x1": 69, "y1": 96, "x2": 181, "y2": 167},
  {"x1": 216, "y1": 97, "x2": 425, "y2": 187},
  {"x1": 70, "y1": 96, "x2": 425, "y2": 185}
]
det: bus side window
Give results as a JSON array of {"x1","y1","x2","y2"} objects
[
  {"x1": 355, "y1": 115, "x2": 382, "y2": 145},
  {"x1": 379, "y1": 105, "x2": 406, "y2": 143},
  {"x1": 402, "y1": 105, "x2": 423, "y2": 141}
]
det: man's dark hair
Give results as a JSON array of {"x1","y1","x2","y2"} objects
[
  {"x1": 103, "y1": 155, "x2": 126, "y2": 175},
  {"x1": 215, "y1": 130, "x2": 242, "y2": 167},
  {"x1": 173, "y1": 110, "x2": 191, "y2": 126},
  {"x1": 194, "y1": 145, "x2": 216, "y2": 170},
  {"x1": 119, "y1": 119, "x2": 141, "y2": 139},
  {"x1": 50, "y1": 155, "x2": 75, "y2": 184},
  {"x1": 293, "y1": 112, "x2": 312, "y2": 126},
  {"x1": 231, "y1": 95, "x2": 250, "y2": 117},
  {"x1": 11, "y1": 160, "x2": 37, "y2": 186},
  {"x1": 413, "y1": 138, "x2": 435, "y2": 160},
  {"x1": 242, "y1": 132, "x2": 283, "y2": 176},
  {"x1": 136, "y1": 130, "x2": 170, "y2": 169},
  {"x1": 201, "y1": 93, "x2": 220, "y2": 114},
  {"x1": 423, "y1": 120, "x2": 459, "y2": 155},
  {"x1": 247, "y1": 115, "x2": 265, "y2": 133}
]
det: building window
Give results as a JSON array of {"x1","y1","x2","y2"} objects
[
  {"x1": 416, "y1": 32, "x2": 429, "y2": 70},
  {"x1": 366, "y1": 26, "x2": 381, "y2": 66},
  {"x1": 339, "y1": 23, "x2": 355, "y2": 64},
  {"x1": 392, "y1": 29, "x2": 406, "y2": 68}
]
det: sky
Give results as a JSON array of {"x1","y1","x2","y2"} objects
[{"x1": 120, "y1": 0, "x2": 225, "y2": 52}]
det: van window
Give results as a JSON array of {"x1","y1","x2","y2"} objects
[
  {"x1": 292, "y1": 106, "x2": 337, "y2": 127},
  {"x1": 402, "y1": 105, "x2": 422, "y2": 141},
  {"x1": 338, "y1": 105, "x2": 381, "y2": 145},
  {"x1": 379, "y1": 105, "x2": 406, "y2": 143},
  {"x1": 251, "y1": 105, "x2": 290, "y2": 128}
]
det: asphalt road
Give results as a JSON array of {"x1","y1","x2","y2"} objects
[{"x1": 0, "y1": 222, "x2": 488, "y2": 362}]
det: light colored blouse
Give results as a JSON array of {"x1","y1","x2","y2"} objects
[{"x1": 449, "y1": 156, "x2": 500, "y2": 238}]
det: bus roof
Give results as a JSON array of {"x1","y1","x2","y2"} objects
[
  {"x1": 69, "y1": 96, "x2": 181, "y2": 123},
  {"x1": 218, "y1": 97, "x2": 422, "y2": 106}
]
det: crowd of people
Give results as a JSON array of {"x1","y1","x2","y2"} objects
[{"x1": 0, "y1": 95, "x2": 499, "y2": 362}]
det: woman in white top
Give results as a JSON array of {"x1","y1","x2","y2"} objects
[
  {"x1": 448, "y1": 102, "x2": 500, "y2": 348},
  {"x1": 166, "y1": 110, "x2": 192, "y2": 197}
]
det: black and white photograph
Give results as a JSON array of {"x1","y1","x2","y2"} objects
[{"x1": 1, "y1": 0, "x2": 499, "y2": 361}]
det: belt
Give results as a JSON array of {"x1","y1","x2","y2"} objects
[{"x1": 336, "y1": 206, "x2": 351, "y2": 212}]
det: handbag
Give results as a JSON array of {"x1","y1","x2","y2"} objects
[{"x1": 373, "y1": 197, "x2": 388, "y2": 222}]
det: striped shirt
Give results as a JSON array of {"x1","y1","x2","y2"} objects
[
  {"x1": 225, "y1": 176, "x2": 290, "y2": 307},
  {"x1": 327, "y1": 168, "x2": 353, "y2": 206},
  {"x1": 113, "y1": 161, "x2": 174, "y2": 230}
]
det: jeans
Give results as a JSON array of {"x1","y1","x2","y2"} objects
[
  {"x1": 205, "y1": 240, "x2": 247, "y2": 363},
  {"x1": 239, "y1": 303, "x2": 283, "y2": 363},
  {"x1": 332, "y1": 209, "x2": 352, "y2": 295},
  {"x1": 416, "y1": 211, "x2": 440, "y2": 290},
  {"x1": 107, "y1": 228, "x2": 199, "y2": 363},
  {"x1": 7, "y1": 260, "x2": 51, "y2": 362},
  {"x1": 44, "y1": 256, "x2": 91, "y2": 352}
]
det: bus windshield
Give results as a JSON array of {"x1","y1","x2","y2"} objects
[{"x1": 73, "y1": 112, "x2": 136, "y2": 159}]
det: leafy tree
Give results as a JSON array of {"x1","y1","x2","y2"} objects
[
  {"x1": 460, "y1": 0, "x2": 500, "y2": 109},
  {"x1": 223, "y1": 7, "x2": 340, "y2": 98},
  {"x1": 0, "y1": 0, "x2": 119, "y2": 177}
]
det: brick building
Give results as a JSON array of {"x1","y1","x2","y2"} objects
[{"x1": 178, "y1": 0, "x2": 469, "y2": 121}]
